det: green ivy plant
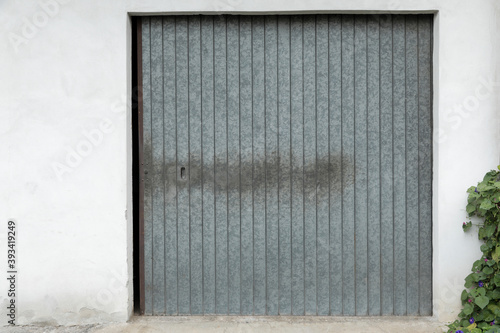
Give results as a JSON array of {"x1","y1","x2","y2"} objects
[{"x1": 448, "y1": 167, "x2": 500, "y2": 333}]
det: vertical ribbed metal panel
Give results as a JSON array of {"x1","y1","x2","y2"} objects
[{"x1": 141, "y1": 14, "x2": 433, "y2": 316}]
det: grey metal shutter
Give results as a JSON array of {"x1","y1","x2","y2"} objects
[{"x1": 140, "y1": 14, "x2": 433, "y2": 316}]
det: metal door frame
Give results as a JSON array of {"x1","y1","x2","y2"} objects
[
  {"x1": 132, "y1": 13, "x2": 435, "y2": 316},
  {"x1": 135, "y1": 18, "x2": 146, "y2": 315}
]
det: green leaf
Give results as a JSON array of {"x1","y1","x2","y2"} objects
[
  {"x1": 485, "y1": 223, "x2": 497, "y2": 237},
  {"x1": 481, "y1": 199, "x2": 496, "y2": 210},
  {"x1": 467, "y1": 322, "x2": 478, "y2": 331},
  {"x1": 474, "y1": 309, "x2": 485, "y2": 321},
  {"x1": 454, "y1": 171, "x2": 500, "y2": 331},
  {"x1": 468, "y1": 186, "x2": 478, "y2": 193},
  {"x1": 473, "y1": 260, "x2": 484, "y2": 270},
  {"x1": 464, "y1": 303, "x2": 474, "y2": 315},
  {"x1": 461, "y1": 289, "x2": 469, "y2": 301},
  {"x1": 483, "y1": 266, "x2": 494, "y2": 275},
  {"x1": 488, "y1": 289, "x2": 500, "y2": 300},
  {"x1": 469, "y1": 193, "x2": 481, "y2": 201},
  {"x1": 487, "y1": 303, "x2": 498, "y2": 311},
  {"x1": 479, "y1": 227, "x2": 487, "y2": 239},
  {"x1": 479, "y1": 321, "x2": 492, "y2": 329},
  {"x1": 463, "y1": 221, "x2": 473, "y2": 232},
  {"x1": 466, "y1": 273, "x2": 480, "y2": 288},
  {"x1": 467, "y1": 203, "x2": 477, "y2": 215},
  {"x1": 475, "y1": 295, "x2": 490, "y2": 309},
  {"x1": 483, "y1": 309, "x2": 496, "y2": 322},
  {"x1": 483, "y1": 171, "x2": 498, "y2": 181},
  {"x1": 481, "y1": 185, "x2": 496, "y2": 191}
]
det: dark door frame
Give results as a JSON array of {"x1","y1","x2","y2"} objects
[{"x1": 132, "y1": 16, "x2": 145, "y2": 315}]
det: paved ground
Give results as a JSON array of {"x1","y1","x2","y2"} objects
[{"x1": 1, "y1": 316, "x2": 449, "y2": 333}]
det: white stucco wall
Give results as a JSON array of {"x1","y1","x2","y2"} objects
[{"x1": 0, "y1": 0, "x2": 499, "y2": 326}]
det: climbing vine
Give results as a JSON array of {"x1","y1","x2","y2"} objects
[{"x1": 449, "y1": 167, "x2": 500, "y2": 333}]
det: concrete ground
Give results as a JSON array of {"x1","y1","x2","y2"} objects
[{"x1": 1, "y1": 316, "x2": 449, "y2": 333}]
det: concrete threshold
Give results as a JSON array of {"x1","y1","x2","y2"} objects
[{"x1": 3, "y1": 316, "x2": 448, "y2": 333}]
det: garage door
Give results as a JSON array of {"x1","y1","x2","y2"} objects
[{"x1": 139, "y1": 14, "x2": 433, "y2": 316}]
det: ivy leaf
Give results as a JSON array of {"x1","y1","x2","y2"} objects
[
  {"x1": 483, "y1": 308, "x2": 496, "y2": 321},
  {"x1": 473, "y1": 260, "x2": 484, "y2": 271},
  {"x1": 467, "y1": 203, "x2": 477, "y2": 215},
  {"x1": 461, "y1": 290, "x2": 469, "y2": 301},
  {"x1": 463, "y1": 221, "x2": 473, "y2": 232},
  {"x1": 483, "y1": 267, "x2": 494, "y2": 275},
  {"x1": 480, "y1": 199, "x2": 495, "y2": 210},
  {"x1": 475, "y1": 295, "x2": 490, "y2": 309},
  {"x1": 456, "y1": 170, "x2": 500, "y2": 330},
  {"x1": 482, "y1": 185, "x2": 496, "y2": 191},
  {"x1": 466, "y1": 273, "x2": 481, "y2": 288},
  {"x1": 485, "y1": 223, "x2": 497, "y2": 237},
  {"x1": 470, "y1": 191, "x2": 481, "y2": 199},
  {"x1": 466, "y1": 273, "x2": 479, "y2": 288},
  {"x1": 475, "y1": 309, "x2": 485, "y2": 321},
  {"x1": 463, "y1": 303, "x2": 474, "y2": 315},
  {"x1": 479, "y1": 226, "x2": 487, "y2": 239},
  {"x1": 468, "y1": 186, "x2": 478, "y2": 193},
  {"x1": 493, "y1": 246, "x2": 500, "y2": 263},
  {"x1": 467, "y1": 322, "x2": 477, "y2": 331},
  {"x1": 483, "y1": 171, "x2": 498, "y2": 181},
  {"x1": 487, "y1": 289, "x2": 500, "y2": 300},
  {"x1": 480, "y1": 185, "x2": 496, "y2": 192},
  {"x1": 462, "y1": 222, "x2": 472, "y2": 232}
]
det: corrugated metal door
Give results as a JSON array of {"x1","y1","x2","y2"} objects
[{"x1": 140, "y1": 14, "x2": 433, "y2": 316}]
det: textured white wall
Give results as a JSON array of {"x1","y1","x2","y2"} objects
[{"x1": 0, "y1": 0, "x2": 499, "y2": 325}]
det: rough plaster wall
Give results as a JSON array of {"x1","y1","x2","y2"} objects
[
  {"x1": 431, "y1": 0, "x2": 500, "y2": 323},
  {"x1": 0, "y1": 0, "x2": 130, "y2": 326},
  {"x1": 0, "y1": 0, "x2": 499, "y2": 326}
]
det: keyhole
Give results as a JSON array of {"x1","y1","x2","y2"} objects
[{"x1": 180, "y1": 167, "x2": 186, "y2": 180}]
